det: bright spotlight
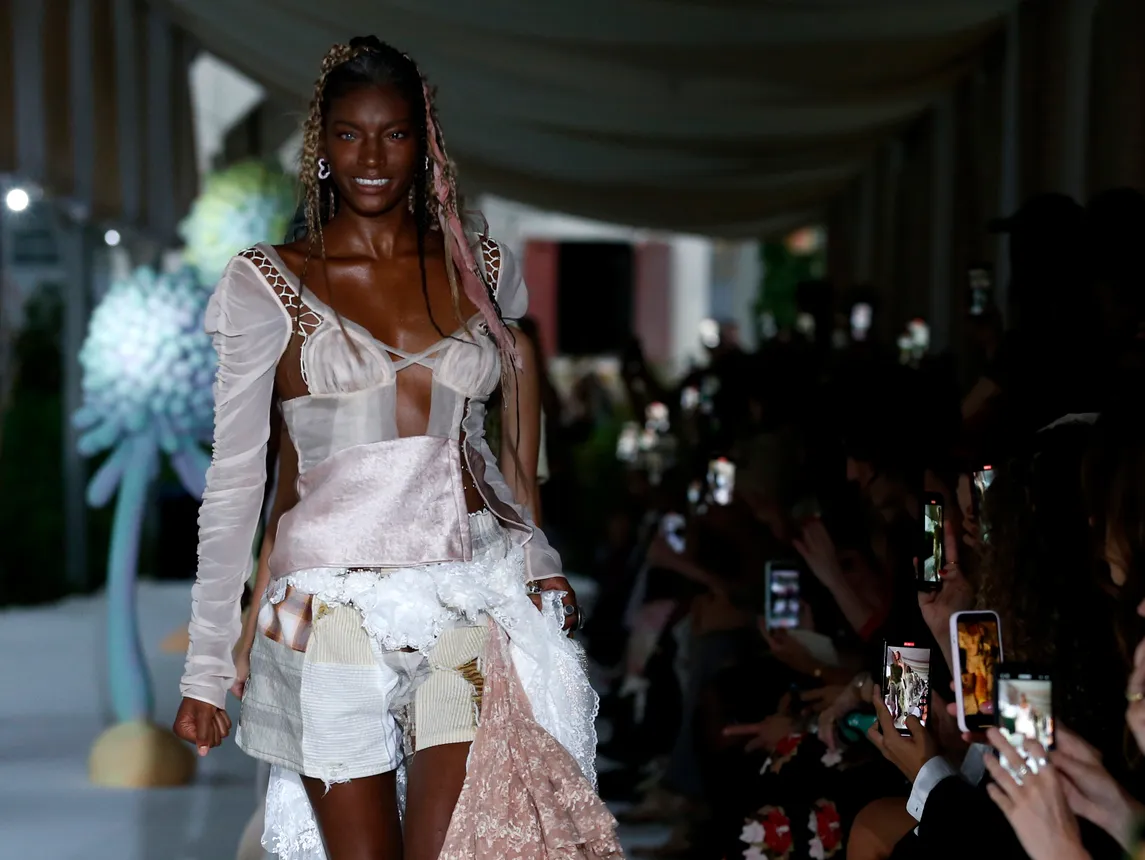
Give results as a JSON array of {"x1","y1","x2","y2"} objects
[
  {"x1": 5, "y1": 188, "x2": 30, "y2": 212},
  {"x1": 104, "y1": 229, "x2": 122, "y2": 247}
]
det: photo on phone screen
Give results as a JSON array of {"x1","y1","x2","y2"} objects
[
  {"x1": 661, "y1": 512, "x2": 686, "y2": 554},
  {"x1": 645, "y1": 401, "x2": 670, "y2": 434},
  {"x1": 707, "y1": 458, "x2": 735, "y2": 506},
  {"x1": 883, "y1": 643, "x2": 931, "y2": 733},
  {"x1": 920, "y1": 494, "x2": 945, "y2": 588},
  {"x1": 995, "y1": 667, "x2": 1054, "y2": 774},
  {"x1": 952, "y1": 611, "x2": 1003, "y2": 731},
  {"x1": 616, "y1": 422, "x2": 640, "y2": 463},
  {"x1": 968, "y1": 266, "x2": 993, "y2": 317},
  {"x1": 972, "y1": 466, "x2": 995, "y2": 542},
  {"x1": 850, "y1": 302, "x2": 872, "y2": 342},
  {"x1": 765, "y1": 563, "x2": 801, "y2": 630}
]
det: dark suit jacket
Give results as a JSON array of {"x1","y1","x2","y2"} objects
[{"x1": 889, "y1": 774, "x2": 1122, "y2": 860}]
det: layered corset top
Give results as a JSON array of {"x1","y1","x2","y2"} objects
[{"x1": 238, "y1": 244, "x2": 525, "y2": 578}]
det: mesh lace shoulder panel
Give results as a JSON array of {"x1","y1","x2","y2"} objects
[
  {"x1": 479, "y1": 236, "x2": 503, "y2": 299},
  {"x1": 238, "y1": 247, "x2": 322, "y2": 339}
]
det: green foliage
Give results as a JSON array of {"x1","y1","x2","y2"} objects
[
  {"x1": 0, "y1": 286, "x2": 112, "y2": 605},
  {"x1": 757, "y1": 240, "x2": 826, "y2": 330}
]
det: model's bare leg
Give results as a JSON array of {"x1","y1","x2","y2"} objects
[
  {"x1": 403, "y1": 742, "x2": 470, "y2": 860},
  {"x1": 302, "y1": 773, "x2": 403, "y2": 860}
]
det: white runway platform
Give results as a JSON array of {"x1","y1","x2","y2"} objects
[{"x1": 0, "y1": 582, "x2": 668, "y2": 860}]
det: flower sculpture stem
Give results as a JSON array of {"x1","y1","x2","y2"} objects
[
  {"x1": 106, "y1": 433, "x2": 158, "y2": 722},
  {"x1": 75, "y1": 264, "x2": 218, "y2": 787}
]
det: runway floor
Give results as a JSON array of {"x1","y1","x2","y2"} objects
[{"x1": 0, "y1": 582, "x2": 668, "y2": 859}]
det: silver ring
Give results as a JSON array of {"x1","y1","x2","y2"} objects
[
  {"x1": 525, "y1": 581, "x2": 542, "y2": 595},
  {"x1": 562, "y1": 603, "x2": 578, "y2": 618},
  {"x1": 1016, "y1": 764, "x2": 1030, "y2": 780},
  {"x1": 1034, "y1": 757, "x2": 1049, "y2": 769}
]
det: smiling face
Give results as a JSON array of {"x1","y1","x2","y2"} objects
[{"x1": 322, "y1": 83, "x2": 420, "y2": 217}]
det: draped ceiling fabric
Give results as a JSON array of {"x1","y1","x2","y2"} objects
[{"x1": 156, "y1": 0, "x2": 1019, "y2": 237}]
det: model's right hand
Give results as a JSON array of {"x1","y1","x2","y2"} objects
[{"x1": 173, "y1": 696, "x2": 231, "y2": 757}]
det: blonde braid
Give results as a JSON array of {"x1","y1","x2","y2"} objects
[
  {"x1": 298, "y1": 43, "x2": 364, "y2": 290},
  {"x1": 296, "y1": 42, "x2": 373, "y2": 355}
]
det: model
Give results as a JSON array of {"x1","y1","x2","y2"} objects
[{"x1": 173, "y1": 36, "x2": 623, "y2": 860}]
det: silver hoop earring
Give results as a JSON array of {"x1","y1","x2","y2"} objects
[{"x1": 317, "y1": 158, "x2": 331, "y2": 180}]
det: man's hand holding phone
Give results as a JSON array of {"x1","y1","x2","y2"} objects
[{"x1": 867, "y1": 683, "x2": 938, "y2": 783}]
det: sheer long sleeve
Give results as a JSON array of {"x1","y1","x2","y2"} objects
[
  {"x1": 180, "y1": 256, "x2": 291, "y2": 709},
  {"x1": 472, "y1": 243, "x2": 564, "y2": 582}
]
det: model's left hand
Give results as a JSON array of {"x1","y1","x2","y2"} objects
[
  {"x1": 527, "y1": 576, "x2": 580, "y2": 633},
  {"x1": 866, "y1": 684, "x2": 939, "y2": 783},
  {"x1": 983, "y1": 729, "x2": 1090, "y2": 860}
]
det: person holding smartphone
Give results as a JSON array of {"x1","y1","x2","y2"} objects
[{"x1": 860, "y1": 421, "x2": 1131, "y2": 860}]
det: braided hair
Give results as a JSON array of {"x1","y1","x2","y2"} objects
[{"x1": 297, "y1": 37, "x2": 455, "y2": 342}]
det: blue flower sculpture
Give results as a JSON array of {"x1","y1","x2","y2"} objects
[
  {"x1": 73, "y1": 265, "x2": 216, "y2": 723},
  {"x1": 179, "y1": 160, "x2": 297, "y2": 285}
]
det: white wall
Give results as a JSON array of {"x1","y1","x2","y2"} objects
[{"x1": 189, "y1": 53, "x2": 265, "y2": 177}]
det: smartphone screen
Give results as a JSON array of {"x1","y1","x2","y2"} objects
[
  {"x1": 661, "y1": 512, "x2": 686, "y2": 554},
  {"x1": 850, "y1": 302, "x2": 872, "y2": 342},
  {"x1": 968, "y1": 267, "x2": 993, "y2": 317},
  {"x1": 681, "y1": 386, "x2": 700, "y2": 413},
  {"x1": 972, "y1": 466, "x2": 994, "y2": 542},
  {"x1": 616, "y1": 422, "x2": 640, "y2": 463},
  {"x1": 645, "y1": 401, "x2": 670, "y2": 434},
  {"x1": 953, "y1": 612, "x2": 1003, "y2": 731},
  {"x1": 765, "y1": 563, "x2": 801, "y2": 630},
  {"x1": 995, "y1": 667, "x2": 1054, "y2": 775},
  {"x1": 707, "y1": 458, "x2": 735, "y2": 506},
  {"x1": 919, "y1": 494, "x2": 945, "y2": 589},
  {"x1": 883, "y1": 642, "x2": 932, "y2": 734}
]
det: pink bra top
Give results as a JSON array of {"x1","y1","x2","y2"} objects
[{"x1": 241, "y1": 243, "x2": 504, "y2": 472}]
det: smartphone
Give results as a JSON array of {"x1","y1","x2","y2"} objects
[
  {"x1": 765, "y1": 562, "x2": 801, "y2": 630},
  {"x1": 616, "y1": 422, "x2": 640, "y2": 463},
  {"x1": 968, "y1": 266, "x2": 993, "y2": 317},
  {"x1": 645, "y1": 401, "x2": 670, "y2": 434},
  {"x1": 950, "y1": 611, "x2": 1004, "y2": 732},
  {"x1": 850, "y1": 302, "x2": 872, "y2": 342},
  {"x1": 995, "y1": 666, "x2": 1054, "y2": 776},
  {"x1": 699, "y1": 374, "x2": 720, "y2": 415},
  {"x1": 918, "y1": 493, "x2": 945, "y2": 591},
  {"x1": 661, "y1": 512, "x2": 686, "y2": 554},
  {"x1": 882, "y1": 642, "x2": 932, "y2": 734},
  {"x1": 707, "y1": 457, "x2": 735, "y2": 506},
  {"x1": 681, "y1": 385, "x2": 700, "y2": 413},
  {"x1": 972, "y1": 466, "x2": 995, "y2": 542}
]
